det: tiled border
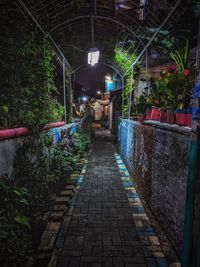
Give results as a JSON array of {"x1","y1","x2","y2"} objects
[{"x1": 115, "y1": 153, "x2": 169, "y2": 267}]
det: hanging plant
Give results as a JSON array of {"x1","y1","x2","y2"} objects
[{"x1": 114, "y1": 48, "x2": 139, "y2": 117}]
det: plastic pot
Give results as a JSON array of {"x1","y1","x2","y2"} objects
[
  {"x1": 145, "y1": 109, "x2": 152, "y2": 120},
  {"x1": 167, "y1": 111, "x2": 175, "y2": 124},
  {"x1": 150, "y1": 107, "x2": 160, "y2": 121},
  {"x1": 159, "y1": 111, "x2": 167, "y2": 123}
]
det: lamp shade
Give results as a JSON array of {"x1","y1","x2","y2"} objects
[{"x1": 88, "y1": 48, "x2": 100, "y2": 66}]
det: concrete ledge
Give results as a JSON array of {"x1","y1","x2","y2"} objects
[{"x1": 38, "y1": 222, "x2": 61, "y2": 253}]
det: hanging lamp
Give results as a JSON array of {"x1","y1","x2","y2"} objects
[{"x1": 88, "y1": 13, "x2": 100, "y2": 66}]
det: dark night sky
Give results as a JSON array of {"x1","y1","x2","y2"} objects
[{"x1": 74, "y1": 63, "x2": 112, "y2": 93}]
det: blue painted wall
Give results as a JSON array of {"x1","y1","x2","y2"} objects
[{"x1": 118, "y1": 119, "x2": 191, "y2": 255}]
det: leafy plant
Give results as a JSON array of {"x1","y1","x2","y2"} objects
[
  {"x1": 0, "y1": 1, "x2": 64, "y2": 129},
  {"x1": 132, "y1": 94, "x2": 151, "y2": 115},
  {"x1": 0, "y1": 178, "x2": 31, "y2": 266},
  {"x1": 169, "y1": 40, "x2": 189, "y2": 71},
  {"x1": 114, "y1": 48, "x2": 139, "y2": 117},
  {"x1": 156, "y1": 66, "x2": 194, "y2": 110},
  {"x1": 13, "y1": 134, "x2": 52, "y2": 215}
]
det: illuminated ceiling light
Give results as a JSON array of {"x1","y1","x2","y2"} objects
[
  {"x1": 88, "y1": 48, "x2": 100, "y2": 66},
  {"x1": 97, "y1": 90, "x2": 101, "y2": 95},
  {"x1": 115, "y1": 0, "x2": 133, "y2": 10},
  {"x1": 88, "y1": 14, "x2": 100, "y2": 66}
]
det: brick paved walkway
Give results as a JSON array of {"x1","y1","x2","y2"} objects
[{"x1": 56, "y1": 129, "x2": 169, "y2": 267}]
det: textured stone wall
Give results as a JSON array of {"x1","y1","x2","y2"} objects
[
  {"x1": 119, "y1": 119, "x2": 192, "y2": 255},
  {"x1": 0, "y1": 123, "x2": 77, "y2": 178},
  {"x1": 151, "y1": 129, "x2": 189, "y2": 254},
  {"x1": 135, "y1": 125, "x2": 154, "y2": 202}
]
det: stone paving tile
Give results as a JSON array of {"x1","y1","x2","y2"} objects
[{"x1": 55, "y1": 130, "x2": 172, "y2": 267}]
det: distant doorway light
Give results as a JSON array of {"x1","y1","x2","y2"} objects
[
  {"x1": 88, "y1": 48, "x2": 100, "y2": 66},
  {"x1": 105, "y1": 75, "x2": 112, "y2": 81},
  {"x1": 82, "y1": 96, "x2": 88, "y2": 102}
]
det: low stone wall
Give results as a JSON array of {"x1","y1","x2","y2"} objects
[
  {"x1": 0, "y1": 123, "x2": 77, "y2": 177},
  {"x1": 119, "y1": 119, "x2": 192, "y2": 255}
]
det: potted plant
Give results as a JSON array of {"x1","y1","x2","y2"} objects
[
  {"x1": 168, "y1": 41, "x2": 195, "y2": 127},
  {"x1": 133, "y1": 94, "x2": 149, "y2": 124},
  {"x1": 144, "y1": 77, "x2": 167, "y2": 121}
]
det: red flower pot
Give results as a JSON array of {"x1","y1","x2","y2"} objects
[
  {"x1": 159, "y1": 111, "x2": 167, "y2": 123},
  {"x1": 145, "y1": 110, "x2": 152, "y2": 120},
  {"x1": 167, "y1": 111, "x2": 175, "y2": 124},
  {"x1": 176, "y1": 113, "x2": 187, "y2": 126},
  {"x1": 151, "y1": 107, "x2": 160, "y2": 121}
]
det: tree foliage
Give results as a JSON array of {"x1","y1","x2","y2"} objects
[{"x1": 0, "y1": 1, "x2": 64, "y2": 129}]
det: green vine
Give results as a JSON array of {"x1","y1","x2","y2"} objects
[
  {"x1": 0, "y1": 1, "x2": 64, "y2": 129},
  {"x1": 114, "y1": 48, "x2": 138, "y2": 117}
]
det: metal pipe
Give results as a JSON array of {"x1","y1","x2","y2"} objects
[
  {"x1": 91, "y1": 13, "x2": 94, "y2": 47},
  {"x1": 94, "y1": 0, "x2": 97, "y2": 19},
  {"x1": 181, "y1": 136, "x2": 199, "y2": 267},
  {"x1": 48, "y1": 15, "x2": 145, "y2": 48},
  {"x1": 146, "y1": 48, "x2": 148, "y2": 88},
  {"x1": 122, "y1": 0, "x2": 183, "y2": 77},
  {"x1": 63, "y1": 58, "x2": 67, "y2": 124},
  {"x1": 122, "y1": 78, "x2": 124, "y2": 119},
  {"x1": 128, "y1": 66, "x2": 133, "y2": 119},
  {"x1": 69, "y1": 73, "x2": 73, "y2": 118},
  {"x1": 195, "y1": 18, "x2": 200, "y2": 267}
]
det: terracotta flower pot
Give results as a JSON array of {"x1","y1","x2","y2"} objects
[
  {"x1": 150, "y1": 107, "x2": 160, "y2": 121},
  {"x1": 145, "y1": 109, "x2": 152, "y2": 120},
  {"x1": 167, "y1": 111, "x2": 175, "y2": 124},
  {"x1": 176, "y1": 113, "x2": 186, "y2": 126},
  {"x1": 159, "y1": 111, "x2": 167, "y2": 123},
  {"x1": 176, "y1": 109, "x2": 187, "y2": 126}
]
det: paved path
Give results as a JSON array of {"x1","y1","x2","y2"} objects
[{"x1": 56, "y1": 129, "x2": 169, "y2": 267}]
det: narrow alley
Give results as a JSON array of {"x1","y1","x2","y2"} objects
[
  {"x1": 54, "y1": 128, "x2": 178, "y2": 267},
  {"x1": 0, "y1": 1, "x2": 199, "y2": 267}
]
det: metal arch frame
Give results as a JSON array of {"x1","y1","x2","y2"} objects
[
  {"x1": 17, "y1": 0, "x2": 71, "y2": 69},
  {"x1": 122, "y1": 0, "x2": 183, "y2": 77},
  {"x1": 47, "y1": 15, "x2": 146, "y2": 48}
]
